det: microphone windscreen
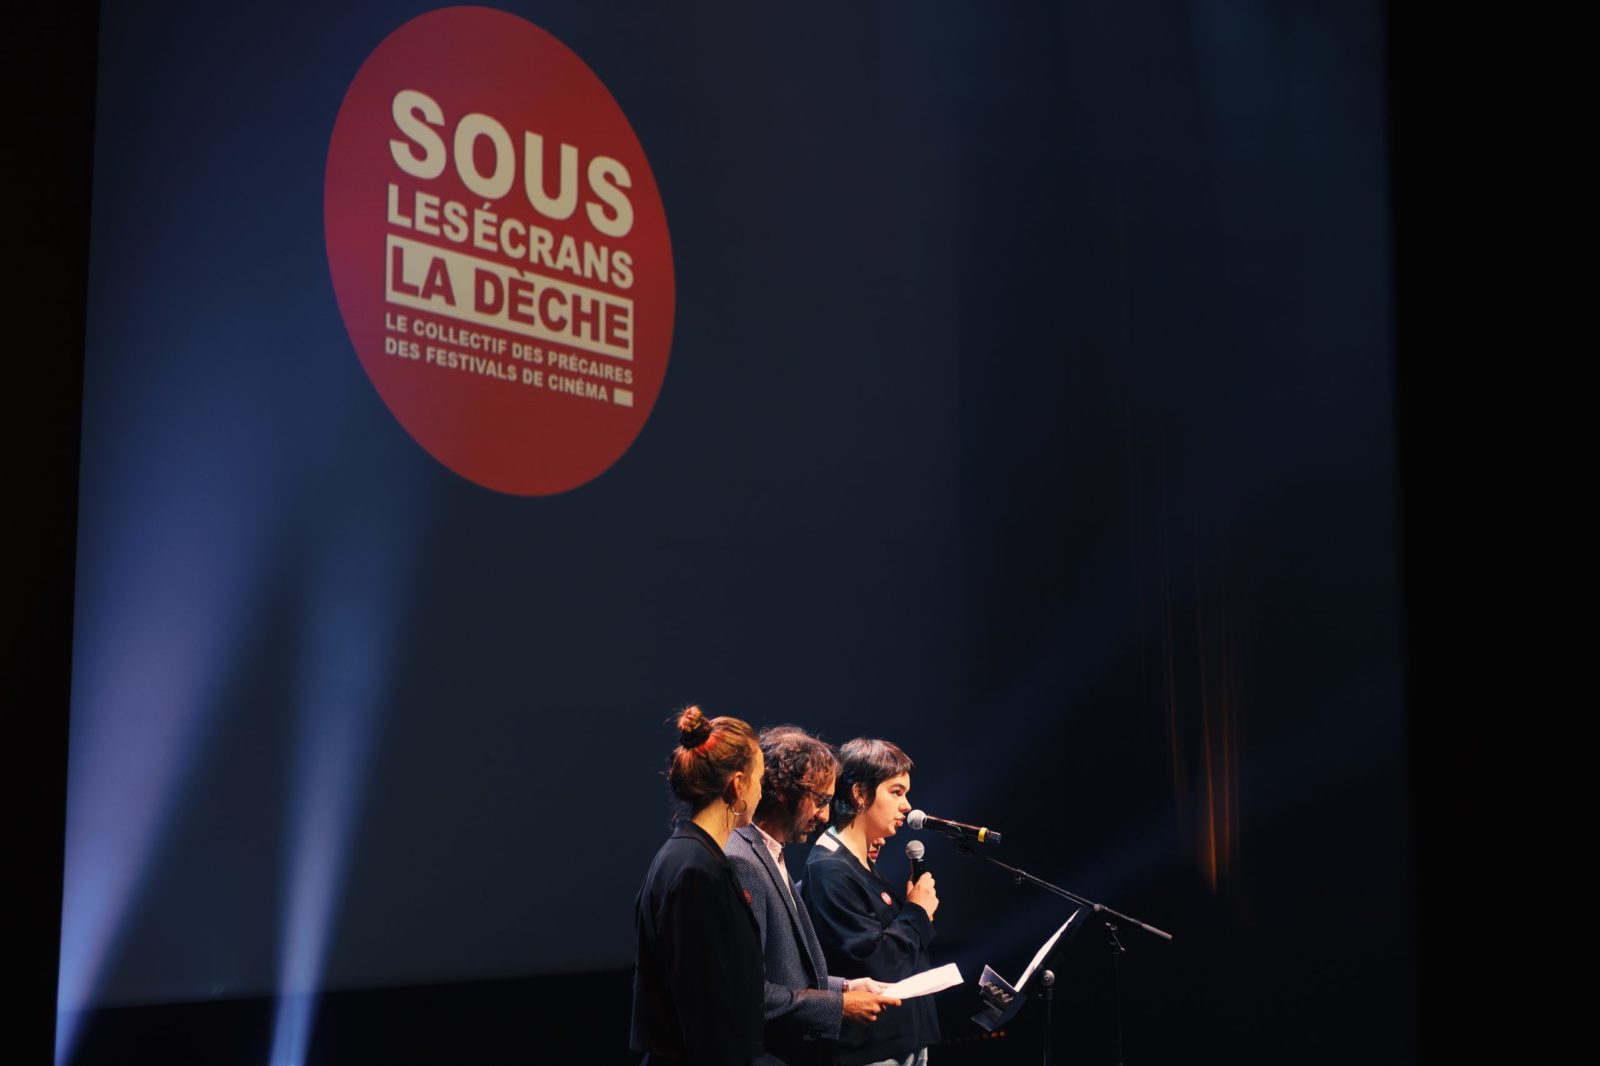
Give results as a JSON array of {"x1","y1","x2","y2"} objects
[
  {"x1": 904, "y1": 839, "x2": 925, "y2": 861},
  {"x1": 906, "y1": 809, "x2": 927, "y2": 830}
]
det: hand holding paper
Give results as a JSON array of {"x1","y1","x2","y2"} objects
[{"x1": 881, "y1": 962, "x2": 963, "y2": 999}]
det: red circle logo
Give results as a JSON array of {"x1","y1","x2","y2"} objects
[{"x1": 325, "y1": 7, "x2": 673, "y2": 495}]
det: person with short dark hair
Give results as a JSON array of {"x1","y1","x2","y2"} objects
[
  {"x1": 631, "y1": 706, "x2": 768, "y2": 1065},
  {"x1": 727, "y1": 727, "x2": 902, "y2": 1065},
  {"x1": 801, "y1": 738, "x2": 940, "y2": 1066}
]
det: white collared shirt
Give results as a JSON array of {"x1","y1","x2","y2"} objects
[{"x1": 753, "y1": 822, "x2": 797, "y2": 902}]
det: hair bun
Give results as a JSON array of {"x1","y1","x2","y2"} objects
[{"x1": 677, "y1": 705, "x2": 711, "y2": 748}]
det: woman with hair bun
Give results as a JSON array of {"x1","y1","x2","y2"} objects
[{"x1": 630, "y1": 706, "x2": 768, "y2": 1065}]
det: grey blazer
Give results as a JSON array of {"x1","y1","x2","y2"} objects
[{"x1": 728, "y1": 824, "x2": 847, "y2": 1066}]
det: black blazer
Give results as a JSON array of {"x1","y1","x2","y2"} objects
[{"x1": 631, "y1": 821, "x2": 765, "y2": 1065}]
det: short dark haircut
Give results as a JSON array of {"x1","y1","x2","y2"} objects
[
  {"x1": 831, "y1": 737, "x2": 914, "y2": 828},
  {"x1": 753, "y1": 725, "x2": 840, "y2": 824}
]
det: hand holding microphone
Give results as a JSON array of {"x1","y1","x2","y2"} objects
[{"x1": 904, "y1": 839, "x2": 939, "y2": 920}]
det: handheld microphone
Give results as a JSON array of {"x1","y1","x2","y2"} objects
[
  {"x1": 905, "y1": 839, "x2": 928, "y2": 883},
  {"x1": 906, "y1": 809, "x2": 1003, "y2": 845}
]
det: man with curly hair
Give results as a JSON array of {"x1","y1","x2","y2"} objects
[{"x1": 728, "y1": 726, "x2": 901, "y2": 1066}]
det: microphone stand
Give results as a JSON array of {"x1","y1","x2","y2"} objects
[
  {"x1": 953, "y1": 840, "x2": 1172, "y2": 1066},
  {"x1": 1040, "y1": 969, "x2": 1055, "y2": 1066}
]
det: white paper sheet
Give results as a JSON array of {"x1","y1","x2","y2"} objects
[
  {"x1": 881, "y1": 961, "x2": 963, "y2": 999},
  {"x1": 1018, "y1": 912, "x2": 1078, "y2": 990}
]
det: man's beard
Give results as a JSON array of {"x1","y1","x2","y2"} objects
[{"x1": 785, "y1": 807, "x2": 819, "y2": 844}]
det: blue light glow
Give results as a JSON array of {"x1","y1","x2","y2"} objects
[
  {"x1": 269, "y1": 492, "x2": 421, "y2": 1066},
  {"x1": 55, "y1": 415, "x2": 282, "y2": 1065}
]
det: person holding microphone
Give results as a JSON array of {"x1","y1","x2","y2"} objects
[
  {"x1": 631, "y1": 706, "x2": 768, "y2": 1065},
  {"x1": 801, "y1": 738, "x2": 940, "y2": 1066}
]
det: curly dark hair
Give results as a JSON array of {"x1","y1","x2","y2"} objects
[{"x1": 753, "y1": 725, "x2": 840, "y2": 825}]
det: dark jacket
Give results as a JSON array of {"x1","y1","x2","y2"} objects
[
  {"x1": 728, "y1": 824, "x2": 846, "y2": 1066},
  {"x1": 631, "y1": 821, "x2": 765, "y2": 1065},
  {"x1": 801, "y1": 831, "x2": 940, "y2": 1066}
]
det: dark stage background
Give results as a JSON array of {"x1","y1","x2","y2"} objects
[{"x1": 13, "y1": 1, "x2": 1416, "y2": 1063}]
